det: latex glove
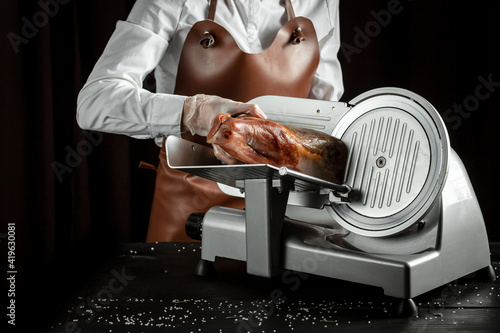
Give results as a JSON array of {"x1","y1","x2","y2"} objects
[{"x1": 182, "y1": 94, "x2": 267, "y2": 137}]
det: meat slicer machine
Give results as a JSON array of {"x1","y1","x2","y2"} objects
[{"x1": 165, "y1": 88, "x2": 495, "y2": 316}]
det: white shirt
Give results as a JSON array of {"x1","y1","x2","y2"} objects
[{"x1": 76, "y1": 0, "x2": 343, "y2": 145}]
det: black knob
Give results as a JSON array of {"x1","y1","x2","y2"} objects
[{"x1": 185, "y1": 213, "x2": 204, "y2": 240}]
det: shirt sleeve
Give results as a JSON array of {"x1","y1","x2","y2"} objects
[
  {"x1": 77, "y1": 19, "x2": 186, "y2": 140},
  {"x1": 308, "y1": 0, "x2": 344, "y2": 102}
]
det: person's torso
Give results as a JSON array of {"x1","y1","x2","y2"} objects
[{"x1": 148, "y1": 0, "x2": 334, "y2": 96}]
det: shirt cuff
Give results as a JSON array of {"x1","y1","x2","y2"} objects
[{"x1": 150, "y1": 93, "x2": 187, "y2": 139}]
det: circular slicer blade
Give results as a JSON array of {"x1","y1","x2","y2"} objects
[{"x1": 327, "y1": 88, "x2": 450, "y2": 237}]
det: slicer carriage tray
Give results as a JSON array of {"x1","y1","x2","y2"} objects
[{"x1": 165, "y1": 135, "x2": 348, "y2": 194}]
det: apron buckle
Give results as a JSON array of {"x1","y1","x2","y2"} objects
[
  {"x1": 200, "y1": 32, "x2": 215, "y2": 48},
  {"x1": 292, "y1": 27, "x2": 305, "y2": 45}
]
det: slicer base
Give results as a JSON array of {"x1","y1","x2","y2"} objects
[{"x1": 198, "y1": 150, "x2": 492, "y2": 301}]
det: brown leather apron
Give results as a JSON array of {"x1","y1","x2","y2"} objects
[{"x1": 146, "y1": 0, "x2": 320, "y2": 242}]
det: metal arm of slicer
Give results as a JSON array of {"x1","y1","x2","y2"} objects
[
  {"x1": 323, "y1": 185, "x2": 354, "y2": 204},
  {"x1": 277, "y1": 166, "x2": 354, "y2": 205}
]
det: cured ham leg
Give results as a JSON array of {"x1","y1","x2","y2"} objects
[{"x1": 206, "y1": 113, "x2": 347, "y2": 184}]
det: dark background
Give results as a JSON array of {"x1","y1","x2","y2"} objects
[{"x1": 1, "y1": 0, "x2": 499, "y2": 331}]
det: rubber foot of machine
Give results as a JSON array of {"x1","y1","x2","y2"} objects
[
  {"x1": 393, "y1": 298, "x2": 418, "y2": 318},
  {"x1": 474, "y1": 265, "x2": 496, "y2": 282},
  {"x1": 195, "y1": 259, "x2": 215, "y2": 277}
]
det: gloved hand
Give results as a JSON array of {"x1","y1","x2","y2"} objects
[{"x1": 182, "y1": 94, "x2": 267, "y2": 137}]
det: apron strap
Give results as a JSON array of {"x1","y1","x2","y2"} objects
[
  {"x1": 208, "y1": 0, "x2": 217, "y2": 21},
  {"x1": 208, "y1": 0, "x2": 297, "y2": 21},
  {"x1": 285, "y1": 0, "x2": 296, "y2": 21}
]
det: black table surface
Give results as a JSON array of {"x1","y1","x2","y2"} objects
[{"x1": 45, "y1": 242, "x2": 500, "y2": 333}]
